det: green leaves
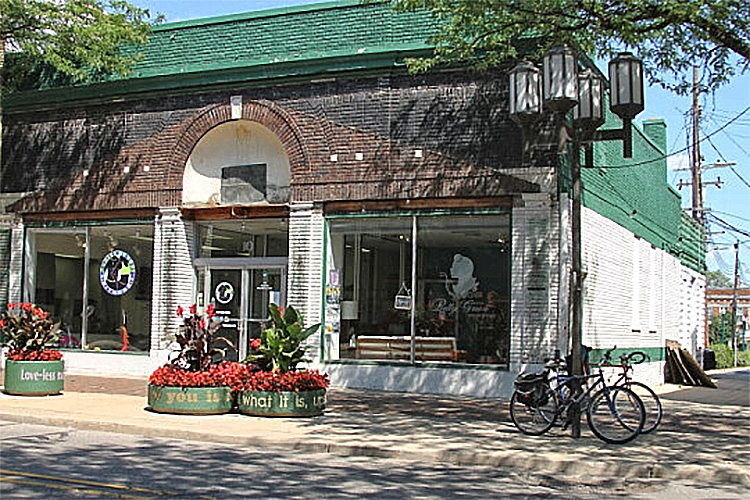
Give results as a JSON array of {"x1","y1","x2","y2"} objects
[
  {"x1": 392, "y1": 0, "x2": 749, "y2": 94},
  {"x1": 244, "y1": 303, "x2": 321, "y2": 373},
  {"x1": 0, "y1": 303, "x2": 59, "y2": 353},
  {"x1": 1, "y1": 0, "x2": 163, "y2": 91}
]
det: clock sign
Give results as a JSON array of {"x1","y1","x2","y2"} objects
[{"x1": 100, "y1": 250, "x2": 136, "y2": 296}]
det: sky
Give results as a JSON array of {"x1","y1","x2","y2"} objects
[{"x1": 130, "y1": 0, "x2": 750, "y2": 285}]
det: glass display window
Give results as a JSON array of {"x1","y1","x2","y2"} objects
[
  {"x1": 25, "y1": 223, "x2": 154, "y2": 352},
  {"x1": 325, "y1": 212, "x2": 510, "y2": 367}
]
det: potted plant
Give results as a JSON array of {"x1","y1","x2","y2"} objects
[
  {"x1": 238, "y1": 304, "x2": 328, "y2": 417},
  {"x1": 147, "y1": 304, "x2": 248, "y2": 414},
  {"x1": 1, "y1": 303, "x2": 64, "y2": 396}
]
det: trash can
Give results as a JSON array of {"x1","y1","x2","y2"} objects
[{"x1": 702, "y1": 348, "x2": 716, "y2": 371}]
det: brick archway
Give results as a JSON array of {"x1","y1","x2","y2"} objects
[{"x1": 166, "y1": 99, "x2": 310, "y2": 196}]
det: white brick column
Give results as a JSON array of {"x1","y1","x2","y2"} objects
[
  {"x1": 511, "y1": 194, "x2": 560, "y2": 371},
  {"x1": 7, "y1": 219, "x2": 24, "y2": 305},
  {"x1": 150, "y1": 207, "x2": 195, "y2": 354},
  {"x1": 287, "y1": 202, "x2": 325, "y2": 362}
]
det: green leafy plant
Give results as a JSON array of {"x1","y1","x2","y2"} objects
[
  {"x1": 170, "y1": 304, "x2": 232, "y2": 372},
  {"x1": 0, "y1": 302, "x2": 62, "y2": 360},
  {"x1": 244, "y1": 304, "x2": 320, "y2": 372}
]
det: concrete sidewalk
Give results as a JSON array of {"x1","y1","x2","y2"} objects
[{"x1": 1, "y1": 369, "x2": 748, "y2": 487}]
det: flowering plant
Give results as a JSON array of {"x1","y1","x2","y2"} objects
[
  {"x1": 0, "y1": 303, "x2": 62, "y2": 361},
  {"x1": 170, "y1": 304, "x2": 230, "y2": 372},
  {"x1": 244, "y1": 303, "x2": 320, "y2": 372},
  {"x1": 242, "y1": 369, "x2": 329, "y2": 392},
  {"x1": 149, "y1": 361, "x2": 250, "y2": 391}
]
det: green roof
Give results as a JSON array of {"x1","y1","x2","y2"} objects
[
  {"x1": 132, "y1": 0, "x2": 434, "y2": 80},
  {"x1": 6, "y1": 0, "x2": 437, "y2": 108}
]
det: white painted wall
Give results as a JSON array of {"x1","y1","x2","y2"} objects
[
  {"x1": 183, "y1": 120, "x2": 291, "y2": 206},
  {"x1": 581, "y1": 207, "x2": 705, "y2": 385}
]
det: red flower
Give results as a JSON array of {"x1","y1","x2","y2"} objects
[
  {"x1": 206, "y1": 304, "x2": 216, "y2": 318},
  {"x1": 7, "y1": 302, "x2": 15, "y2": 309},
  {"x1": 199, "y1": 319, "x2": 205, "y2": 330},
  {"x1": 189, "y1": 304, "x2": 197, "y2": 315},
  {"x1": 22, "y1": 303, "x2": 32, "y2": 311},
  {"x1": 176, "y1": 306, "x2": 184, "y2": 317},
  {"x1": 250, "y1": 338, "x2": 261, "y2": 350}
]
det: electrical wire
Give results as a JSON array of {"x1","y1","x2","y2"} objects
[{"x1": 589, "y1": 105, "x2": 750, "y2": 170}]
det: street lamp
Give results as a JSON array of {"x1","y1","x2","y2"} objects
[
  {"x1": 509, "y1": 61, "x2": 542, "y2": 162},
  {"x1": 542, "y1": 45, "x2": 579, "y2": 113},
  {"x1": 508, "y1": 46, "x2": 645, "y2": 438}
]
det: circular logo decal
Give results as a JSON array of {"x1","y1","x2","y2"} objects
[
  {"x1": 99, "y1": 250, "x2": 136, "y2": 296},
  {"x1": 215, "y1": 281, "x2": 235, "y2": 304}
]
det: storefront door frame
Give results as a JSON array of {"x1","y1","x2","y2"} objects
[{"x1": 195, "y1": 257, "x2": 287, "y2": 360}]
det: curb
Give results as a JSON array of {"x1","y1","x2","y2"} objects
[{"x1": 2, "y1": 410, "x2": 748, "y2": 487}]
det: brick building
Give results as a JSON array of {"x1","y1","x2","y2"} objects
[{"x1": 0, "y1": 1, "x2": 705, "y2": 396}]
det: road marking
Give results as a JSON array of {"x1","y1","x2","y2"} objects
[
  {"x1": 0, "y1": 468, "x2": 179, "y2": 497},
  {"x1": 0, "y1": 477, "x2": 153, "y2": 499}
]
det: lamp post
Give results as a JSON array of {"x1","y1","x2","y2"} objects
[{"x1": 509, "y1": 47, "x2": 644, "y2": 439}]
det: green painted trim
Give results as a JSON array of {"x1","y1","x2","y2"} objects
[
  {"x1": 59, "y1": 348, "x2": 149, "y2": 356},
  {"x1": 587, "y1": 347, "x2": 665, "y2": 364},
  {"x1": 147, "y1": 385, "x2": 234, "y2": 415},
  {"x1": 238, "y1": 389, "x2": 326, "y2": 417},
  {"x1": 326, "y1": 208, "x2": 511, "y2": 219},
  {"x1": 5, "y1": 47, "x2": 432, "y2": 112},
  {"x1": 320, "y1": 219, "x2": 329, "y2": 361},
  {"x1": 24, "y1": 219, "x2": 154, "y2": 229},
  {"x1": 324, "y1": 360, "x2": 508, "y2": 371},
  {"x1": 3, "y1": 360, "x2": 64, "y2": 396}
]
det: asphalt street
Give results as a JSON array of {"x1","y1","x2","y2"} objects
[{"x1": 1, "y1": 420, "x2": 747, "y2": 499}]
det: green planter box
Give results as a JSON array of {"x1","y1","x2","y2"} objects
[
  {"x1": 3, "y1": 359, "x2": 64, "y2": 396},
  {"x1": 239, "y1": 389, "x2": 326, "y2": 417},
  {"x1": 147, "y1": 385, "x2": 234, "y2": 415}
]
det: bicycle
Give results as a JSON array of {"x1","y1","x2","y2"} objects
[
  {"x1": 603, "y1": 350, "x2": 663, "y2": 434},
  {"x1": 509, "y1": 347, "x2": 646, "y2": 444}
]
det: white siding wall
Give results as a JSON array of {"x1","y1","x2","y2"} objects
[
  {"x1": 287, "y1": 202, "x2": 325, "y2": 362},
  {"x1": 510, "y1": 194, "x2": 561, "y2": 372},
  {"x1": 581, "y1": 207, "x2": 705, "y2": 384},
  {"x1": 676, "y1": 267, "x2": 706, "y2": 356}
]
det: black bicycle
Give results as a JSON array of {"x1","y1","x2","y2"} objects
[
  {"x1": 510, "y1": 348, "x2": 646, "y2": 444},
  {"x1": 604, "y1": 351, "x2": 662, "y2": 434}
]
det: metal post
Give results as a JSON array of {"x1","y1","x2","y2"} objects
[{"x1": 570, "y1": 132, "x2": 584, "y2": 438}]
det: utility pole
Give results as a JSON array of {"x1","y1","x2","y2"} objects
[
  {"x1": 691, "y1": 65, "x2": 703, "y2": 224},
  {"x1": 731, "y1": 241, "x2": 740, "y2": 367}
]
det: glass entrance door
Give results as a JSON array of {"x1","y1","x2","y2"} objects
[
  {"x1": 208, "y1": 269, "x2": 243, "y2": 361},
  {"x1": 199, "y1": 264, "x2": 286, "y2": 361}
]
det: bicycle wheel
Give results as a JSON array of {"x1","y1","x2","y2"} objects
[
  {"x1": 509, "y1": 386, "x2": 558, "y2": 436},
  {"x1": 586, "y1": 386, "x2": 645, "y2": 444},
  {"x1": 627, "y1": 381, "x2": 662, "y2": 434}
]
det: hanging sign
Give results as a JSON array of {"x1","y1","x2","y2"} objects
[
  {"x1": 394, "y1": 283, "x2": 412, "y2": 311},
  {"x1": 99, "y1": 250, "x2": 136, "y2": 296}
]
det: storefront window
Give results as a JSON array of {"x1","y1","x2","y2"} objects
[
  {"x1": 325, "y1": 213, "x2": 510, "y2": 367},
  {"x1": 196, "y1": 219, "x2": 288, "y2": 258},
  {"x1": 25, "y1": 224, "x2": 153, "y2": 352},
  {"x1": 327, "y1": 217, "x2": 412, "y2": 360}
]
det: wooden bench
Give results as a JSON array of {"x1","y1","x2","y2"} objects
[{"x1": 355, "y1": 336, "x2": 457, "y2": 362}]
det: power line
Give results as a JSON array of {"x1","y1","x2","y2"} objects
[{"x1": 587, "y1": 105, "x2": 750, "y2": 170}]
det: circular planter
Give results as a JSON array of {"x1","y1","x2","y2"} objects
[
  {"x1": 147, "y1": 385, "x2": 233, "y2": 415},
  {"x1": 3, "y1": 359, "x2": 64, "y2": 396},
  {"x1": 239, "y1": 389, "x2": 326, "y2": 417}
]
